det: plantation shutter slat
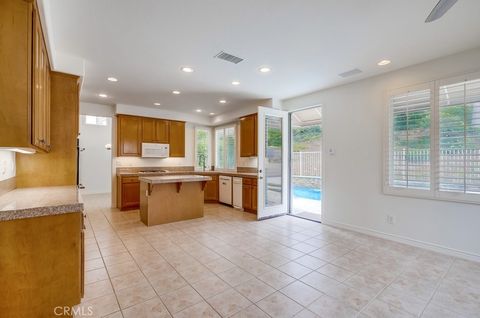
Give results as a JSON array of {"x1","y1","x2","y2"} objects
[
  {"x1": 438, "y1": 78, "x2": 480, "y2": 194},
  {"x1": 388, "y1": 88, "x2": 431, "y2": 190}
]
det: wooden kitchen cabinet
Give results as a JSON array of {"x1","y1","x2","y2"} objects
[
  {"x1": 0, "y1": 211, "x2": 84, "y2": 317},
  {"x1": 203, "y1": 175, "x2": 219, "y2": 202},
  {"x1": 117, "y1": 115, "x2": 142, "y2": 156},
  {"x1": 240, "y1": 113, "x2": 257, "y2": 157},
  {"x1": 0, "y1": 0, "x2": 52, "y2": 152},
  {"x1": 142, "y1": 118, "x2": 169, "y2": 143},
  {"x1": 169, "y1": 120, "x2": 186, "y2": 157},
  {"x1": 242, "y1": 177, "x2": 257, "y2": 213},
  {"x1": 118, "y1": 176, "x2": 140, "y2": 210}
]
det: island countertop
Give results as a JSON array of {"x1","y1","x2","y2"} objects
[
  {"x1": 0, "y1": 186, "x2": 84, "y2": 222},
  {"x1": 139, "y1": 175, "x2": 212, "y2": 184}
]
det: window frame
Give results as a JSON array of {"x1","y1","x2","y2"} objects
[
  {"x1": 194, "y1": 126, "x2": 212, "y2": 171},
  {"x1": 384, "y1": 71, "x2": 480, "y2": 205},
  {"x1": 214, "y1": 124, "x2": 236, "y2": 171}
]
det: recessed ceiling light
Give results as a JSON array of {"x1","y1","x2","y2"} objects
[
  {"x1": 98, "y1": 93, "x2": 108, "y2": 98},
  {"x1": 153, "y1": 102, "x2": 161, "y2": 106},
  {"x1": 209, "y1": 112, "x2": 215, "y2": 116},
  {"x1": 107, "y1": 77, "x2": 118, "y2": 82},
  {"x1": 219, "y1": 99, "x2": 227, "y2": 104},
  {"x1": 172, "y1": 90, "x2": 181, "y2": 95},
  {"x1": 259, "y1": 66, "x2": 271, "y2": 73},
  {"x1": 196, "y1": 109, "x2": 202, "y2": 113},
  {"x1": 377, "y1": 60, "x2": 391, "y2": 66},
  {"x1": 232, "y1": 81, "x2": 240, "y2": 86},
  {"x1": 181, "y1": 66, "x2": 194, "y2": 73}
]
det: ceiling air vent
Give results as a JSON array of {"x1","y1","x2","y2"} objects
[
  {"x1": 338, "y1": 68, "x2": 362, "y2": 78},
  {"x1": 214, "y1": 51, "x2": 244, "y2": 64}
]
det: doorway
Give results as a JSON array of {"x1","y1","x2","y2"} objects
[
  {"x1": 289, "y1": 106, "x2": 322, "y2": 221},
  {"x1": 79, "y1": 115, "x2": 113, "y2": 195}
]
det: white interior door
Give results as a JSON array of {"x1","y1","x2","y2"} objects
[{"x1": 257, "y1": 106, "x2": 289, "y2": 220}]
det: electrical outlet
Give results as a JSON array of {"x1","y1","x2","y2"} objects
[{"x1": 386, "y1": 215, "x2": 395, "y2": 225}]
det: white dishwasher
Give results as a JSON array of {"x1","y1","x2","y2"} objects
[
  {"x1": 219, "y1": 176, "x2": 232, "y2": 205},
  {"x1": 232, "y1": 177, "x2": 243, "y2": 209}
]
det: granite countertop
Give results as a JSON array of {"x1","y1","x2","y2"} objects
[
  {"x1": 119, "y1": 170, "x2": 258, "y2": 178},
  {"x1": 139, "y1": 175, "x2": 212, "y2": 184},
  {"x1": 0, "y1": 186, "x2": 84, "y2": 222}
]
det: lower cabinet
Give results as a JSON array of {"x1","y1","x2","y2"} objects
[
  {"x1": 0, "y1": 212, "x2": 84, "y2": 317},
  {"x1": 118, "y1": 176, "x2": 140, "y2": 210},
  {"x1": 242, "y1": 178, "x2": 258, "y2": 213},
  {"x1": 203, "y1": 175, "x2": 219, "y2": 202}
]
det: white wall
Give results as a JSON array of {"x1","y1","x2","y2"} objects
[
  {"x1": 0, "y1": 151, "x2": 15, "y2": 181},
  {"x1": 282, "y1": 47, "x2": 480, "y2": 260}
]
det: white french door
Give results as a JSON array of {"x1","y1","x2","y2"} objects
[{"x1": 257, "y1": 106, "x2": 289, "y2": 220}]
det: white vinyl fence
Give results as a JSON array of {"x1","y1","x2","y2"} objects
[{"x1": 292, "y1": 151, "x2": 322, "y2": 177}]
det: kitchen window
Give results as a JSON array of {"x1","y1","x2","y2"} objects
[
  {"x1": 215, "y1": 125, "x2": 236, "y2": 170},
  {"x1": 195, "y1": 127, "x2": 212, "y2": 170},
  {"x1": 384, "y1": 72, "x2": 480, "y2": 204},
  {"x1": 85, "y1": 115, "x2": 107, "y2": 126}
]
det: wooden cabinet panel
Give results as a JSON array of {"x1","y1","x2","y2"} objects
[
  {"x1": 169, "y1": 120, "x2": 185, "y2": 157},
  {"x1": 204, "y1": 175, "x2": 219, "y2": 202},
  {"x1": 118, "y1": 115, "x2": 142, "y2": 156},
  {"x1": 155, "y1": 119, "x2": 169, "y2": 143},
  {"x1": 242, "y1": 177, "x2": 257, "y2": 213},
  {"x1": 120, "y1": 177, "x2": 140, "y2": 210},
  {"x1": 240, "y1": 113, "x2": 257, "y2": 157},
  {"x1": 142, "y1": 117, "x2": 156, "y2": 142}
]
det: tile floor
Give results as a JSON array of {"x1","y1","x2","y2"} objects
[{"x1": 76, "y1": 194, "x2": 480, "y2": 318}]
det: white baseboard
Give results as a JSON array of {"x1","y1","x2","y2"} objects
[{"x1": 321, "y1": 218, "x2": 480, "y2": 263}]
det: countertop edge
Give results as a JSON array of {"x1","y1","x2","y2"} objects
[{"x1": 0, "y1": 203, "x2": 84, "y2": 222}]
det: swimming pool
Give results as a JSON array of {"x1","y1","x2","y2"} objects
[{"x1": 293, "y1": 186, "x2": 322, "y2": 200}]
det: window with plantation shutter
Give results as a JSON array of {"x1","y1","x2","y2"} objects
[
  {"x1": 438, "y1": 78, "x2": 480, "y2": 195},
  {"x1": 215, "y1": 125, "x2": 236, "y2": 171},
  {"x1": 385, "y1": 73, "x2": 480, "y2": 204},
  {"x1": 387, "y1": 87, "x2": 432, "y2": 191}
]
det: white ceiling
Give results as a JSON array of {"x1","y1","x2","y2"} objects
[{"x1": 46, "y1": 0, "x2": 480, "y2": 117}]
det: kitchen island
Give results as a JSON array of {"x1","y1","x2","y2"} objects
[{"x1": 139, "y1": 175, "x2": 212, "y2": 226}]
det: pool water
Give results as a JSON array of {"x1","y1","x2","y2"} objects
[{"x1": 293, "y1": 186, "x2": 322, "y2": 200}]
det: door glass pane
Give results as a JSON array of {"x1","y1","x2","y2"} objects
[
  {"x1": 290, "y1": 106, "x2": 322, "y2": 221},
  {"x1": 265, "y1": 115, "x2": 283, "y2": 207}
]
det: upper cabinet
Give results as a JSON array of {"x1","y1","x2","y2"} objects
[
  {"x1": 32, "y1": 7, "x2": 51, "y2": 151},
  {"x1": 0, "y1": 0, "x2": 52, "y2": 152},
  {"x1": 168, "y1": 121, "x2": 185, "y2": 157},
  {"x1": 117, "y1": 115, "x2": 185, "y2": 157},
  {"x1": 240, "y1": 113, "x2": 258, "y2": 157},
  {"x1": 117, "y1": 115, "x2": 142, "y2": 156},
  {"x1": 142, "y1": 118, "x2": 169, "y2": 143}
]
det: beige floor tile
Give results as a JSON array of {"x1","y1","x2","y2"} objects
[
  {"x1": 75, "y1": 294, "x2": 120, "y2": 318},
  {"x1": 84, "y1": 279, "x2": 114, "y2": 301},
  {"x1": 300, "y1": 271, "x2": 340, "y2": 294},
  {"x1": 102, "y1": 252, "x2": 134, "y2": 266},
  {"x1": 161, "y1": 285, "x2": 203, "y2": 314},
  {"x1": 231, "y1": 305, "x2": 270, "y2": 318},
  {"x1": 85, "y1": 258, "x2": 105, "y2": 271},
  {"x1": 173, "y1": 301, "x2": 220, "y2": 318},
  {"x1": 122, "y1": 297, "x2": 171, "y2": 318},
  {"x1": 321, "y1": 283, "x2": 372, "y2": 311},
  {"x1": 316, "y1": 263, "x2": 354, "y2": 282},
  {"x1": 116, "y1": 282, "x2": 157, "y2": 309},
  {"x1": 257, "y1": 269, "x2": 296, "y2": 290},
  {"x1": 191, "y1": 275, "x2": 230, "y2": 298},
  {"x1": 361, "y1": 299, "x2": 415, "y2": 318},
  {"x1": 111, "y1": 271, "x2": 148, "y2": 291},
  {"x1": 308, "y1": 295, "x2": 358, "y2": 318},
  {"x1": 293, "y1": 255, "x2": 326, "y2": 270},
  {"x1": 421, "y1": 303, "x2": 465, "y2": 318},
  {"x1": 278, "y1": 261, "x2": 313, "y2": 279},
  {"x1": 150, "y1": 273, "x2": 188, "y2": 296},
  {"x1": 207, "y1": 288, "x2": 252, "y2": 317},
  {"x1": 106, "y1": 260, "x2": 139, "y2": 278},
  {"x1": 259, "y1": 252, "x2": 291, "y2": 268},
  {"x1": 85, "y1": 267, "x2": 109, "y2": 285},
  {"x1": 218, "y1": 267, "x2": 255, "y2": 287},
  {"x1": 235, "y1": 278, "x2": 276, "y2": 302},
  {"x1": 294, "y1": 309, "x2": 320, "y2": 318},
  {"x1": 378, "y1": 285, "x2": 428, "y2": 316},
  {"x1": 280, "y1": 281, "x2": 322, "y2": 306},
  {"x1": 204, "y1": 257, "x2": 237, "y2": 274},
  {"x1": 257, "y1": 292, "x2": 303, "y2": 318}
]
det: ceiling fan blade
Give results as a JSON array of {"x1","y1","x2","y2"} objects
[{"x1": 425, "y1": 0, "x2": 458, "y2": 22}]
